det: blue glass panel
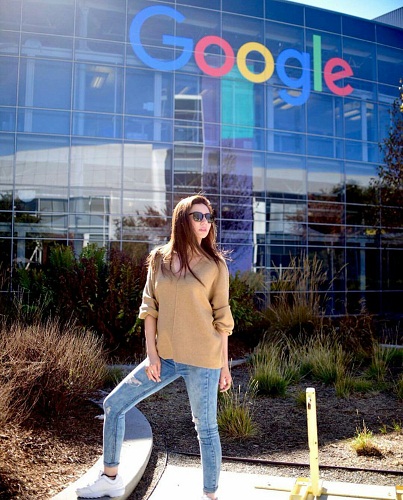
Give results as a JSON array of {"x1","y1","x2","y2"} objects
[
  {"x1": 0, "y1": 30, "x2": 19, "y2": 54},
  {"x1": 75, "y1": 0, "x2": 126, "y2": 41},
  {"x1": 72, "y1": 112, "x2": 122, "y2": 139},
  {"x1": 74, "y1": 39, "x2": 124, "y2": 60},
  {"x1": 21, "y1": 33, "x2": 73, "y2": 59},
  {"x1": 221, "y1": 149, "x2": 254, "y2": 196},
  {"x1": 306, "y1": 29, "x2": 342, "y2": 64},
  {"x1": 22, "y1": 0, "x2": 75, "y2": 36},
  {"x1": 376, "y1": 24, "x2": 403, "y2": 48},
  {"x1": 266, "y1": 153, "x2": 306, "y2": 196},
  {"x1": 222, "y1": 0, "x2": 263, "y2": 18},
  {"x1": 265, "y1": 0, "x2": 303, "y2": 25},
  {"x1": 264, "y1": 21, "x2": 304, "y2": 57},
  {"x1": 177, "y1": 0, "x2": 219, "y2": 9},
  {"x1": 307, "y1": 136, "x2": 343, "y2": 159},
  {"x1": 307, "y1": 93, "x2": 343, "y2": 137},
  {"x1": 343, "y1": 38, "x2": 376, "y2": 82},
  {"x1": 345, "y1": 141, "x2": 379, "y2": 163},
  {"x1": 342, "y1": 16, "x2": 375, "y2": 42},
  {"x1": 0, "y1": 133, "x2": 14, "y2": 185},
  {"x1": 0, "y1": 0, "x2": 22, "y2": 30},
  {"x1": 272, "y1": 88, "x2": 306, "y2": 133},
  {"x1": 123, "y1": 142, "x2": 173, "y2": 192},
  {"x1": 307, "y1": 158, "x2": 343, "y2": 199},
  {"x1": 126, "y1": 68, "x2": 173, "y2": 118},
  {"x1": 268, "y1": 131, "x2": 305, "y2": 155},
  {"x1": 17, "y1": 109, "x2": 70, "y2": 135},
  {"x1": 73, "y1": 64, "x2": 123, "y2": 113},
  {"x1": 305, "y1": 8, "x2": 341, "y2": 34},
  {"x1": 222, "y1": 13, "x2": 264, "y2": 49},
  {"x1": 344, "y1": 99, "x2": 378, "y2": 142},
  {"x1": 377, "y1": 45, "x2": 403, "y2": 86},
  {"x1": 0, "y1": 57, "x2": 18, "y2": 106},
  {"x1": 125, "y1": 116, "x2": 173, "y2": 142},
  {"x1": 175, "y1": 6, "x2": 220, "y2": 42},
  {"x1": 345, "y1": 162, "x2": 377, "y2": 192},
  {"x1": 71, "y1": 137, "x2": 122, "y2": 189},
  {"x1": 18, "y1": 59, "x2": 72, "y2": 110},
  {"x1": 16, "y1": 134, "x2": 70, "y2": 187}
]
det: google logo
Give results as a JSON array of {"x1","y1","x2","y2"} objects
[{"x1": 130, "y1": 5, "x2": 354, "y2": 106}]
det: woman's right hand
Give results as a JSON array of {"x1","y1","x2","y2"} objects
[{"x1": 145, "y1": 353, "x2": 161, "y2": 382}]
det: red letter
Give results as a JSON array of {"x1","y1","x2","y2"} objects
[
  {"x1": 324, "y1": 57, "x2": 353, "y2": 96},
  {"x1": 195, "y1": 36, "x2": 235, "y2": 77}
]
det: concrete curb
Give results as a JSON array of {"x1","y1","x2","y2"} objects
[{"x1": 52, "y1": 406, "x2": 153, "y2": 500}]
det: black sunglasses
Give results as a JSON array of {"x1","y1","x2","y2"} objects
[{"x1": 188, "y1": 211, "x2": 214, "y2": 223}]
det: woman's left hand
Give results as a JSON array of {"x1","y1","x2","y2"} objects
[{"x1": 219, "y1": 365, "x2": 232, "y2": 392}]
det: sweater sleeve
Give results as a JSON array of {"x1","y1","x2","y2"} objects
[
  {"x1": 211, "y1": 260, "x2": 234, "y2": 336},
  {"x1": 139, "y1": 262, "x2": 159, "y2": 320}
]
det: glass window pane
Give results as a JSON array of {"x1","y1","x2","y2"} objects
[
  {"x1": 342, "y1": 16, "x2": 375, "y2": 42},
  {"x1": 0, "y1": 30, "x2": 20, "y2": 55},
  {"x1": 18, "y1": 58, "x2": 72, "y2": 109},
  {"x1": 307, "y1": 136, "x2": 343, "y2": 158},
  {"x1": 377, "y1": 45, "x2": 403, "y2": 86},
  {"x1": 22, "y1": 0, "x2": 75, "y2": 36},
  {"x1": 307, "y1": 93, "x2": 343, "y2": 137},
  {"x1": 265, "y1": 0, "x2": 304, "y2": 25},
  {"x1": 73, "y1": 64, "x2": 123, "y2": 113},
  {"x1": 125, "y1": 68, "x2": 173, "y2": 118},
  {"x1": 223, "y1": 0, "x2": 263, "y2": 17},
  {"x1": 272, "y1": 88, "x2": 306, "y2": 132},
  {"x1": 0, "y1": 57, "x2": 18, "y2": 106},
  {"x1": 72, "y1": 112, "x2": 122, "y2": 139},
  {"x1": 222, "y1": 13, "x2": 264, "y2": 48},
  {"x1": 21, "y1": 33, "x2": 73, "y2": 59},
  {"x1": 16, "y1": 134, "x2": 70, "y2": 187},
  {"x1": 76, "y1": 1, "x2": 126, "y2": 41},
  {"x1": 125, "y1": 116, "x2": 172, "y2": 142},
  {"x1": 123, "y1": 142, "x2": 172, "y2": 191},
  {"x1": 222, "y1": 149, "x2": 255, "y2": 196},
  {"x1": 0, "y1": 0, "x2": 22, "y2": 31},
  {"x1": 306, "y1": 8, "x2": 341, "y2": 34},
  {"x1": 18, "y1": 109, "x2": 70, "y2": 135},
  {"x1": 71, "y1": 138, "x2": 122, "y2": 189},
  {"x1": 0, "y1": 108, "x2": 16, "y2": 132},
  {"x1": 343, "y1": 38, "x2": 376, "y2": 82},
  {"x1": 0, "y1": 134, "x2": 15, "y2": 185},
  {"x1": 266, "y1": 153, "x2": 306, "y2": 196},
  {"x1": 307, "y1": 158, "x2": 343, "y2": 200}
]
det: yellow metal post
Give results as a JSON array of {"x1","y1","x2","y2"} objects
[{"x1": 306, "y1": 388, "x2": 322, "y2": 497}]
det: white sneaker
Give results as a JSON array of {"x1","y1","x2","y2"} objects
[{"x1": 76, "y1": 471, "x2": 125, "y2": 498}]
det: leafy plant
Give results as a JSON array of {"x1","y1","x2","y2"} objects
[{"x1": 351, "y1": 422, "x2": 382, "y2": 457}]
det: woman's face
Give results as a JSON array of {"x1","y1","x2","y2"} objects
[{"x1": 188, "y1": 203, "x2": 213, "y2": 244}]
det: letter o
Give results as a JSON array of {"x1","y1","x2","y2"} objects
[
  {"x1": 237, "y1": 42, "x2": 274, "y2": 83},
  {"x1": 195, "y1": 36, "x2": 235, "y2": 77}
]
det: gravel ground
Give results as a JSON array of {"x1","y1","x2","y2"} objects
[{"x1": 130, "y1": 363, "x2": 403, "y2": 499}]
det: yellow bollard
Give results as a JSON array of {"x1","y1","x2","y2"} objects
[{"x1": 306, "y1": 388, "x2": 323, "y2": 497}]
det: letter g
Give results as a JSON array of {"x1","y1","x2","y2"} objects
[{"x1": 130, "y1": 6, "x2": 193, "y2": 71}]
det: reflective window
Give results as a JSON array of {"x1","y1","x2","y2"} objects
[
  {"x1": 307, "y1": 158, "x2": 343, "y2": 200},
  {"x1": 22, "y1": 0, "x2": 75, "y2": 36},
  {"x1": 76, "y1": 0, "x2": 126, "y2": 41},
  {"x1": 176, "y1": 6, "x2": 220, "y2": 42},
  {"x1": 342, "y1": 16, "x2": 375, "y2": 42},
  {"x1": 264, "y1": 21, "x2": 304, "y2": 56},
  {"x1": 307, "y1": 136, "x2": 343, "y2": 159},
  {"x1": 266, "y1": 153, "x2": 306, "y2": 196},
  {"x1": 307, "y1": 93, "x2": 343, "y2": 137},
  {"x1": 269, "y1": 131, "x2": 305, "y2": 155},
  {"x1": 306, "y1": 8, "x2": 341, "y2": 34},
  {"x1": 377, "y1": 45, "x2": 403, "y2": 86},
  {"x1": 221, "y1": 149, "x2": 255, "y2": 195},
  {"x1": 0, "y1": 108, "x2": 16, "y2": 132},
  {"x1": 75, "y1": 39, "x2": 125, "y2": 60},
  {"x1": 223, "y1": 0, "x2": 263, "y2": 17},
  {"x1": 174, "y1": 144, "x2": 204, "y2": 189},
  {"x1": 265, "y1": 0, "x2": 304, "y2": 25},
  {"x1": 21, "y1": 33, "x2": 73, "y2": 59},
  {"x1": 222, "y1": 14, "x2": 264, "y2": 49},
  {"x1": 177, "y1": 0, "x2": 219, "y2": 9},
  {"x1": 0, "y1": 30, "x2": 20, "y2": 55},
  {"x1": 0, "y1": 134, "x2": 15, "y2": 185},
  {"x1": 0, "y1": 57, "x2": 18, "y2": 106},
  {"x1": 16, "y1": 134, "x2": 70, "y2": 187},
  {"x1": 344, "y1": 99, "x2": 378, "y2": 142},
  {"x1": 125, "y1": 68, "x2": 173, "y2": 118},
  {"x1": 272, "y1": 88, "x2": 305, "y2": 132},
  {"x1": 0, "y1": 0, "x2": 22, "y2": 31},
  {"x1": 18, "y1": 58, "x2": 72, "y2": 110},
  {"x1": 70, "y1": 138, "x2": 122, "y2": 189},
  {"x1": 18, "y1": 109, "x2": 70, "y2": 135},
  {"x1": 125, "y1": 116, "x2": 172, "y2": 142},
  {"x1": 73, "y1": 112, "x2": 122, "y2": 139},
  {"x1": 73, "y1": 64, "x2": 123, "y2": 114},
  {"x1": 343, "y1": 38, "x2": 376, "y2": 82},
  {"x1": 377, "y1": 24, "x2": 403, "y2": 49},
  {"x1": 123, "y1": 142, "x2": 172, "y2": 191}
]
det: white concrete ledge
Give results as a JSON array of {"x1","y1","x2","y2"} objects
[{"x1": 53, "y1": 407, "x2": 153, "y2": 500}]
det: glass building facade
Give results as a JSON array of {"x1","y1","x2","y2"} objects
[{"x1": 1, "y1": 0, "x2": 402, "y2": 315}]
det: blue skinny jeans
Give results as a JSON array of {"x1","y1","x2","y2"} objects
[{"x1": 103, "y1": 358, "x2": 222, "y2": 495}]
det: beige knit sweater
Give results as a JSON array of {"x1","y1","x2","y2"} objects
[{"x1": 139, "y1": 255, "x2": 234, "y2": 369}]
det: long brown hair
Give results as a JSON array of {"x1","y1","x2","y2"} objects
[{"x1": 148, "y1": 195, "x2": 223, "y2": 282}]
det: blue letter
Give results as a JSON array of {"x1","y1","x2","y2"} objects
[
  {"x1": 129, "y1": 6, "x2": 193, "y2": 71},
  {"x1": 276, "y1": 49, "x2": 311, "y2": 106}
]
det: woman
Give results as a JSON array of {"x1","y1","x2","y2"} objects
[{"x1": 76, "y1": 195, "x2": 234, "y2": 500}]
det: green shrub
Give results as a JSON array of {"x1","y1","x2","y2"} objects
[
  {"x1": 0, "y1": 319, "x2": 107, "y2": 425},
  {"x1": 218, "y1": 381, "x2": 258, "y2": 439},
  {"x1": 351, "y1": 422, "x2": 382, "y2": 457}
]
